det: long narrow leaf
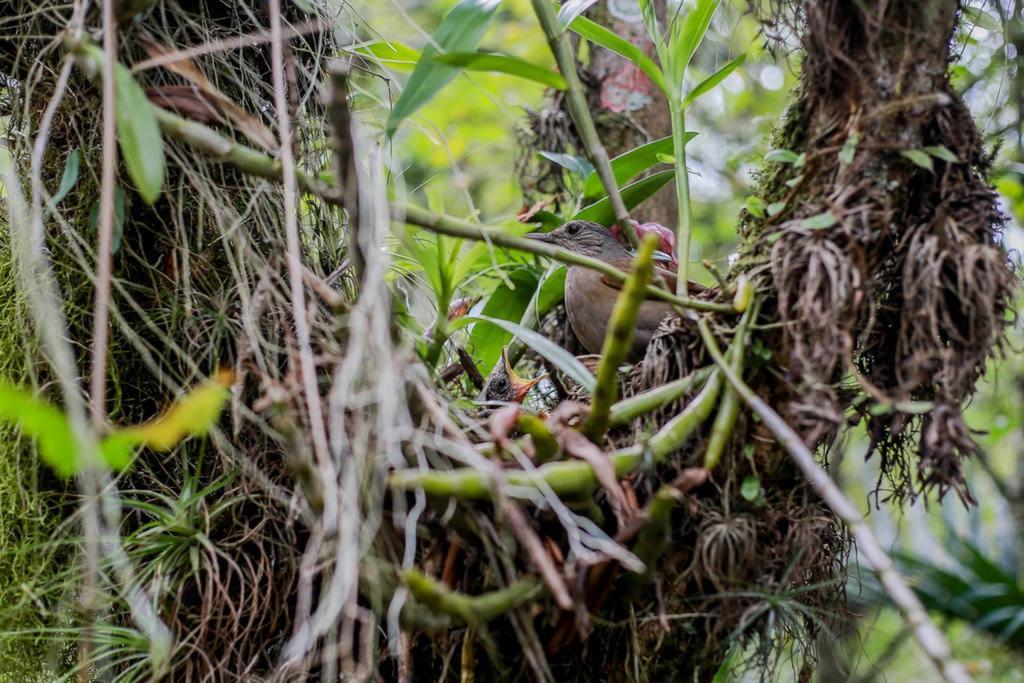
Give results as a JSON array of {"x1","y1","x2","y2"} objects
[
  {"x1": 568, "y1": 14, "x2": 666, "y2": 93},
  {"x1": 455, "y1": 315, "x2": 596, "y2": 392},
  {"x1": 574, "y1": 170, "x2": 675, "y2": 225},
  {"x1": 434, "y1": 52, "x2": 566, "y2": 89},
  {"x1": 557, "y1": 0, "x2": 600, "y2": 28},
  {"x1": 582, "y1": 133, "x2": 696, "y2": 198},
  {"x1": 81, "y1": 44, "x2": 166, "y2": 204},
  {"x1": 356, "y1": 40, "x2": 422, "y2": 71},
  {"x1": 385, "y1": 0, "x2": 502, "y2": 136},
  {"x1": 683, "y1": 53, "x2": 745, "y2": 108},
  {"x1": 672, "y1": 0, "x2": 721, "y2": 74},
  {"x1": 468, "y1": 269, "x2": 539, "y2": 372},
  {"x1": 52, "y1": 149, "x2": 81, "y2": 203}
]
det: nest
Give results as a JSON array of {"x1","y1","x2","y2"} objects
[{"x1": 0, "y1": 0, "x2": 1014, "y2": 681}]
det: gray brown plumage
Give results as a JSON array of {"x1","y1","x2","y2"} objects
[{"x1": 526, "y1": 221, "x2": 700, "y2": 360}]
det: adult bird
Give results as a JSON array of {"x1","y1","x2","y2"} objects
[{"x1": 526, "y1": 220, "x2": 702, "y2": 360}]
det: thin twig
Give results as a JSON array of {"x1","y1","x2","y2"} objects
[
  {"x1": 81, "y1": 1, "x2": 118, "y2": 675},
  {"x1": 529, "y1": 0, "x2": 637, "y2": 247},
  {"x1": 397, "y1": 203, "x2": 736, "y2": 314},
  {"x1": 268, "y1": 0, "x2": 340, "y2": 532},
  {"x1": 131, "y1": 19, "x2": 325, "y2": 71},
  {"x1": 695, "y1": 315, "x2": 971, "y2": 683},
  {"x1": 89, "y1": 0, "x2": 116, "y2": 428}
]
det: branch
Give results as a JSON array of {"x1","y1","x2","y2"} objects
[
  {"x1": 397, "y1": 203, "x2": 736, "y2": 314},
  {"x1": 529, "y1": 0, "x2": 637, "y2": 247},
  {"x1": 391, "y1": 336, "x2": 729, "y2": 500},
  {"x1": 268, "y1": 0, "x2": 340, "y2": 535},
  {"x1": 608, "y1": 366, "x2": 714, "y2": 426},
  {"x1": 703, "y1": 306, "x2": 754, "y2": 469},
  {"x1": 403, "y1": 569, "x2": 542, "y2": 626},
  {"x1": 583, "y1": 234, "x2": 659, "y2": 441},
  {"x1": 695, "y1": 316, "x2": 971, "y2": 683},
  {"x1": 152, "y1": 107, "x2": 340, "y2": 200},
  {"x1": 147, "y1": 104, "x2": 736, "y2": 317}
]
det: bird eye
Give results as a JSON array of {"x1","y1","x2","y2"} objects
[
  {"x1": 494, "y1": 378, "x2": 509, "y2": 390},
  {"x1": 566, "y1": 223, "x2": 580, "y2": 236}
]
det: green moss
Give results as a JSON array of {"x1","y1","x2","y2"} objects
[{"x1": 0, "y1": 224, "x2": 68, "y2": 679}]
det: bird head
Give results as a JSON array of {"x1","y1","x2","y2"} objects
[
  {"x1": 526, "y1": 220, "x2": 630, "y2": 261},
  {"x1": 483, "y1": 348, "x2": 545, "y2": 403}
]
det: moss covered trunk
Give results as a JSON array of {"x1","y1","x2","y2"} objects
[{"x1": 0, "y1": 0, "x2": 1013, "y2": 681}]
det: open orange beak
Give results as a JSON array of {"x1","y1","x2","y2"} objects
[{"x1": 502, "y1": 348, "x2": 546, "y2": 402}]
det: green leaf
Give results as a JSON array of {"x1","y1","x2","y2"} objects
[
  {"x1": 923, "y1": 145, "x2": 959, "y2": 163},
  {"x1": 108, "y1": 48, "x2": 165, "y2": 204},
  {"x1": 582, "y1": 133, "x2": 696, "y2": 199},
  {"x1": 682, "y1": 53, "x2": 745, "y2": 108},
  {"x1": 637, "y1": 0, "x2": 662, "y2": 44},
  {"x1": 838, "y1": 131, "x2": 860, "y2": 165},
  {"x1": 88, "y1": 185, "x2": 126, "y2": 254},
  {"x1": 568, "y1": 14, "x2": 667, "y2": 93},
  {"x1": 469, "y1": 268, "x2": 539, "y2": 373},
  {"x1": 557, "y1": 0, "x2": 600, "y2": 29},
  {"x1": 740, "y1": 475, "x2": 761, "y2": 502},
  {"x1": 540, "y1": 150, "x2": 595, "y2": 178},
  {"x1": 434, "y1": 52, "x2": 567, "y2": 89},
  {"x1": 455, "y1": 315, "x2": 596, "y2": 393},
  {"x1": 800, "y1": 210, "x2": 837, "y2": 230},
  {"x1": 535, "y1": 264, "x2": 567, "y2": 313},
  {"x1": 745, "y1": 196, "x2": 765, "y2": 218},
  {"x1": 764, "y1": 148, "x2": 799, "y2": 164},
  {"x1": 573, "y1": 170, "x2": 675, "y2": 225},
  {"x1": 765, "y1": 201, "x2": 786, "y2": 217},
  {"x1": 0, "y1": 384, "x2": 79, "y2": 477},
  {"x1": 52, "y1": 149, "x2": 80, "y2": 204},
  {"x1": 962, "y1": 6, "x2": 1002, "y2": 32},
  {"x1": 669, "y1": 0, "x2": 721, "y2": 79},
  {"x1": 901, "y1": 149, "x2": 934, "y2": 172},
  {"x1": 385, "y1": 0, "x2": 501, "y2": 136},
  {"x1": 356, "y1": 40, "x2": 422, "y2": 71}
]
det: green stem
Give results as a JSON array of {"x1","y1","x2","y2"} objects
[
  {"x1": 583, "y1": 234, "x2": 660, "y2": 441},
  {"x1": 703, "y1": 306, "x2": 755, "y2": 469},
  {"x1": 530, "y1": 0, "x2": 637, "y2": 248},
  {"x1": 134, "y1": 102, "x2": 736, "y2": 316},
  {"x1": 391, "y1": 349, "x2": 736, "y2": 500},
  {"x1": 623, "y1": 485, "x2": 682, "y2": 594},
  {"x1": 670, "y1": 103, "x2": 692, "y2": 295},
  {"x1": 608, "y1": 366, "x2": 714, "y2": 426},
  {"x1": 403, "y1": 569, "x2": 541, "y2": 626},
  {"x1": 152, "y1": 108, "x2": 339, "y2": 201},
  {"x1": 647, "y1": 368, "x2": 722, "y2": 460},
  {"x1": 399, "y1": 204, "x2": 736, "y2": 314},
  {"x1": 516, "y1": 414, "x2": 559, "y2": 463}
]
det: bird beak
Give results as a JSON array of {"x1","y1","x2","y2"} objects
[
  {"x1": 525, "y1": 231, "x2": 554, "y2": 244},
  {"x1": 502, "y1": 348, "x2": 546, "y2": 402}
]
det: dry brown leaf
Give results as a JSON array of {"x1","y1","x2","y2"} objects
[
  {"x1": 558, "y1": 429, "x2": 635, "y2": 529},
  {"x1": 503, "y1": 503, "x2": 573, "y2": 611},
  {"x1": 141, "y1": 38, "x2": 278, "y2": 151},
  {"x1": 488, "y1": 404, "x2": 521, "y2": 449}
]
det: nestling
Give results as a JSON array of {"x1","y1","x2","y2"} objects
[{"x1": 482, "y1": 347, "x2": 545, "y2": 403}]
